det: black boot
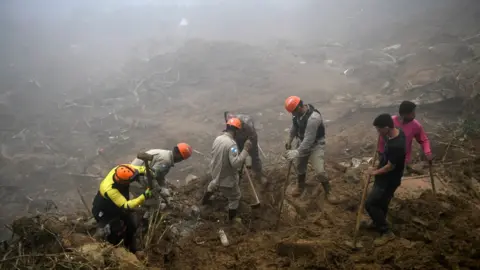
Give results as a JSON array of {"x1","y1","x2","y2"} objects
[
  {"x1": 292, "y1": 174, "x2": 306, "y2": 197},
  {"x1": 201, "y1": 191, "x2": 213, "y2": 205},
  {"x1": 321, "y1": 181, "x2": 330, "y2": 195},
  {"x1": 322, "y1": 181, "x2": 338, "y2": 202}
]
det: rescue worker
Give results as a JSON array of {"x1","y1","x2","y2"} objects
[
  {"x1": 224, "y1": 111, "x2": 266, "y2": 185},
  {"x1": 377, "y1": 101, "x2": 432, "y2": 173},
  {"x1": 92, "y1": 164, "x2": 152, "y2": 259},
  {"x1": 365, "y1": 113, "x2": 406, "y2": 246},
  {"x1": 202, "y1": 118, "x2": 252, "y2": 223},
  {"x1": 283, "y1": 96, "x2": 336, "y2": 201},
  {"x1": 131, "y1": 143, "x2": 193, "y2": 189}
]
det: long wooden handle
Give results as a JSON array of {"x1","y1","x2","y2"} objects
[
  {"x1": 276, "y1": 161, "x2": 293, "y2": 230},
  {"x1": 429, "y1": 161, "x2": 436, "y2": 196},
  {"x1": 352, "y1": 174, "x2": 372, "y2": 245},
  {"x1": 244, "y1": 168, "x2": 260, "y2": 204},
  {"x1": 144, "y1": 161, "x2": 153, "y2": 190},
  {"x1": 352, "y1": 137, "x2": 380, "y2": 246}
]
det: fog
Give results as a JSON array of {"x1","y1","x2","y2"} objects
[{"x1": 1, "y1": 0, "x2": 479, "y2": 240}]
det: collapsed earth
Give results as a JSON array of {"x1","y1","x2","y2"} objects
[{"x1": 1, "y1": 1, "x2": 480, "y2": 269}]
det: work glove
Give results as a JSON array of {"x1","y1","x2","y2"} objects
[
  {"x1": 284, "y1": 150, "x2": 299, "y2": 161},
  {"x1": 143, "y1": 188, "x2": 153, "y2": 199},
  {"x1": 245, "y1": 156, "x2": 252, "y2": 169},
  {"x1": 243, "y1": 139, "x2": 253, "y2": 152}
]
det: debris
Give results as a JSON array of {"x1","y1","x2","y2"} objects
[
  {"x1": 112, "y1": 247, "x2": 142, "y2": 269},
  {"x1": 383, "y1": 44, "x2": 401, "y2": 51},
  {"x1": 185, "y1": 174, "x2": 198, "y2": 185},
  {"x1": 218, "y1": 229, "x2": 229, "y2": 246},
  {"x1": 76, "y1": 243, "x2": 105, "y2": 267},
  {"x1": 343, "y1": 68, "x2": 354, "y2": 76}
]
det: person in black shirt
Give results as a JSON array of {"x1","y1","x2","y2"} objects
[{"x1": 364, "y1": 113, "x2": 406, "y2": 246}]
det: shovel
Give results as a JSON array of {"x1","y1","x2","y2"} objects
[
  {"x1": 429, "y1": 160, "x2": 436, "y2": 197},
  {"x1": 345, "y1": 136, "x2": 379, "y2": 250},
  {"x1": 137, "y1": 152, "x2": 154, "y2": 190},
  {"x1": 244, "y1": 166, "x2": 261, "y2": 209},
  {"x1": 275, "y1": 161, "x2": 293, "y2": 230}
]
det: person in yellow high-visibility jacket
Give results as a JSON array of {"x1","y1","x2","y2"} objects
[{"x1": 92, "y1": 164, "x2": 152, "y2": 259}]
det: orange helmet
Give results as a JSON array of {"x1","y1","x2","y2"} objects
[
  {"x1": 177, "y1": 143, "x2": 193, "y2": 160},
  {"x1": 113, "y1": 164, "x2": 139, "y2": 184},
  {"x1": 285, "y1": 96, "x2": 301, "y2": 113},
  {"x1": 226, "y1": 117, "x2": 242, "y2": 129}
]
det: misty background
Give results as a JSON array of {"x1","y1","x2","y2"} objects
[{"x1": 1, "y1": 0, "x2": 479, "y2": 240}]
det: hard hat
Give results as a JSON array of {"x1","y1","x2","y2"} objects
[
  {"x1": 226, "y1": 117, "x2": 242, "y2": 129},
  {"x1": 177, "y1": 143, "x2": 193, "y2": 160},
  {"x1": 284, "y1": 96, "x2": 301, "y2": 113},
  {"x1": 113, "y1": 164, "x2": 139, "y2": 184}
]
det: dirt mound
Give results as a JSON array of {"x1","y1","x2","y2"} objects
[
  {"x1": 156, "y1": 165, "x2": 480, "y2": 269},
  {"x1": 1, "y1": 162, "x2": 479, "y2": 270}
]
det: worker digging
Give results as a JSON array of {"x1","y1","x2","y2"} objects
[
  {"x1": 224, "y1": 111, "x2": 268, "y2": 187},
  {"x1": 202, "y1": 117, "x2": 252, "y2": 224},
  {"x1": 377, "y1": 100, "x2": 432, "y2": 174},
  {"x1": 130, "y1": 143, "x2": 193, "y2": 203},
  {"x1": 91, "y1": 164, "x2": 153, "y2": 260},
  {"x1": 283, "y1": 96, "x2": 338, "y2": 202},
  {"x1": 364, "y1": 113, "x2": 407, "y2": 246}
]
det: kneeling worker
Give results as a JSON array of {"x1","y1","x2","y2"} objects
[
  {"x1": 131, "y1": 143, "x2": 193, "y2": 193},
  {"x1": 92, "y1": 164, "x2": 152, "y2": 259},
  {"x1": 202, "y1": 118, "x2": 252, "y2": 223}
]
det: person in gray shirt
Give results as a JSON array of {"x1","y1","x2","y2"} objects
[
  {"x1": 224, "y1": 111, "x2": 267, "y2": 186},
  {"x1": 284, "y1": 96, "x2": 337, "y2": 202},
  {"x1": 202, "y1": 118, "x2": 252, "y2": 223}
]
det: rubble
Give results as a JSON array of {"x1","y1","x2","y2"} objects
[{"x1": 1, "y1": 1, "x2": 480, "y2": 269}]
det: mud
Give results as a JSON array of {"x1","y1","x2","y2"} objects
[
  {"x1": 1, "y1": 158, "x2": 479, "y2": 270},
  {"x1": 164, "y1": 166, "x2": 480, "y2": 270}
]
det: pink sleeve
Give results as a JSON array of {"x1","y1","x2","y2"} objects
[{"x1": 414, "y1": 122, "x2": 431, "y2": 155}]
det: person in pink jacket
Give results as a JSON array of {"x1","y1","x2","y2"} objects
[{"x1": 377, "y1": 101, "x2": 432, "y2": 169}]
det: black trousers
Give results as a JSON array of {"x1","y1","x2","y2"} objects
[
  {"x1": 365, "y1": 180, "x2": 400, "y2": 234},
  {"x1": 92, "y1": 207, "x2": 138, "y2": 253}
]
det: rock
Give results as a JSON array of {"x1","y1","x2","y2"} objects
[
  {"x1": 351, "y1": 158, "x2": 362, "y2": 168},
  {"x1": 190, "y1": 205, "x2": 200, "y2": 219},
  {"x1": 276, "y1": 239, "x2": 333, "y2": 259},
  {"x1": 383, "y1": 44, "x2": 401, "y2": 51},
  {"x1": 111, "y1": 247, "x2": 142, "y2": 269},
  {"x1": 185, "y1": 174, "x2": 198, "y2": 185},
  {"x1": 77, "y1": 243, "x2": 105, "y2": 267},
  {"x1": 159, "y1": 187, "x2": 171, "y2": 197},
  {"x1": 344, "y1": 168, "x2": 361, "y2": 183},
  {"x1": 61, "y1": 232, "x2": 96, "y2": 248}
]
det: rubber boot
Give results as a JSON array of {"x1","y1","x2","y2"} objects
[
  {"x1": 322, "y1": 182, "x2": 338, "y2": 203},
  {"x1": 292, "y1": 174, "x2": 306, "y2": 197},
  {"x1": 321, "y1": 181, "x2": 331, "y2": 196},
  {"x1": 201, "y1": 191, "x2": 213, "y2": 205}
]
